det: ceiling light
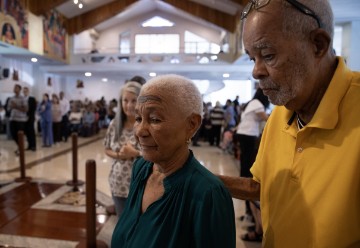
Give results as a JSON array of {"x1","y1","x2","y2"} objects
[
  {"x1": 149, "y1": 72, "x2": 156, "y2": 77},
  {"x1": 102, "y1": 78, "x2": 108, "y2": 82},
  {"x1": 85, "y1": 72, "x2": 92, "y2": 77},
  {"x1": 78, "y1": 3, "x2": 83, "y2": 8},
  {"x1": 31, "y1": 57, "x2": 37, "y2": 63},
  {"x1": 223, "y1": 73, "x2": 230, "y2": 78},
  {"x1": 73, "y1": 0, "x2": 78, "y2": 4}
]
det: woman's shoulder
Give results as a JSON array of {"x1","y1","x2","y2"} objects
[
  {"x1": 132, "y1": 157, "x2": 152, "y2": 179},
  {"x1": 189, "y1": 158, "x2": 226, "y2": 191}
]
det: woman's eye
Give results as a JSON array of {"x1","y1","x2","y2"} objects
[
  {"x1": 150, "y1": 117, "x2": 161, "y2": 123},
  {"x1": 135, "y1": 116, "x2": 142, "y2": 122}
]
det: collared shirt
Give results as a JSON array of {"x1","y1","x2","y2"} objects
[
  {"x1": 251, "y1": 57, "x2": 360, "y2": 247},
  {"x1": 59, "y1": 98, "x2": 70, "y2": 116}
]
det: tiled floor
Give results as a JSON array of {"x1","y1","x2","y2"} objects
[{"x1": 0, "y1": 131, "x2": 261, "y2": 248}]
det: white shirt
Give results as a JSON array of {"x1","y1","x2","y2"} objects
[
  {"x1": 59, "y1": 98, "x2": 70, "y2": 116},
  {"x1": 236, "y1": 99, "x2": 265, "y2": 137}
]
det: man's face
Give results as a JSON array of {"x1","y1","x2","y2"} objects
[
  {"x1": 13, "y1": 85, "x2": 21, "y2": 95},
  {"x1": 242, "y1": 7, "x2": 314, "y2": 110},
  {"x1": 23, "y1": 88, "x2": 29, "y2": 96}
]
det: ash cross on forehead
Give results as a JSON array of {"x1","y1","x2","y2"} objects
[{"x1": 138, "y1": 95, "x2": 162, "y2": 103}]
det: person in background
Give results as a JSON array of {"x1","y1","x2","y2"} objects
[
  {"x1": 209, "y1": 101, "x2": 224, "y2": 147},
  {"x1": 224, "y1": 99, "x2": 237, "y2": 131},
  {"x1": 23, "y1": 87, "x2": 37, "y2": 151},
  {"x1": 37, "y1": 93, "x2": 53, "y2": 147},
  {"x1": 129, "y1": 75, "x2": 146, "y2": 85},
  {"x1": 111, "y1": 74, "x2": 235, "y2": 247},
  {"x1": 68, "y1": 105, "x2": 83, "y2": 134},
  {"x1": 233, "y1": 95, "x2": 241, "y2": 124},
  {"x1": 218, "y1": 0, "x2": 360, "y2": 246},
  {"x1": 104, "y1": 81, "x2": 142, "y2": 217},
  {"x1": 81, "y1": 105, "x2": 95, "y2": 137},
  {"x1": 51, "y1": 94, "x2": 62, "y2": 144},
  {"x1": 7, "y1": 84, "x2": 28, "y2": 155},
  {"x1": 234, "y1": 87, "x2": 269, "y2": 241},
  {"x1": 59, "y1": 91, "x2": 70, "y2": 142},
  {"x1": 4, "y1": 97, "x2": 12, "y2": 140}
]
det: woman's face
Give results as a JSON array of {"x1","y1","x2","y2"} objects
[
  {"x1": 121, "y1": 90, "x2": 137, "y2": 117},
  {"x1": 134, "y1": 88, "x2": 192, "y2": 164}
]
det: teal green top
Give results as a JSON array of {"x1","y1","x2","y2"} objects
[{"x1": 111, "y1": 151, "x2": 236, "y2": 248}]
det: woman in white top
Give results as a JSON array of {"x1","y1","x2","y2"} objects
[{"x1": 235, "y1": 88, "x2": 269, "y2": 223}]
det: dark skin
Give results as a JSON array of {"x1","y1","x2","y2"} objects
[{"x1": 219, "y1": 1, "x2": 337, "y2": 200}]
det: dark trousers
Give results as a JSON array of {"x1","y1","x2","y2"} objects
[
  {"x1": 53, "y1": 122, "x2": 62, "y2": 143},
  {"x1": 209, "y1": 125, "x2": 222, "y2": 146},
  {"x1": 25, "y1": 120, "x2": 36, "y2": 149},
  {"x1": 61, "y1": 115, "x2": 69, "y2": 141},
  {"x1": 238, "y1": 134, "x2": 258, "y2": 215},
  {"x1": 10, "y1": 121, "x2": 26, "y2": 146}
]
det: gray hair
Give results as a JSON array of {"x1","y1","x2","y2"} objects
[
  {"x1": 141, "y1": 74, "x2": 203, "y2": 118},
  {"x1": 113, "y1": 81, "x2": 142, "y2": 141},
  {"x1": 281, "y1": 0, "x2": 334, "y2": 47}
]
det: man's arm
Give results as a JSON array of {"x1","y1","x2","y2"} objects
[{"x1": 218, "y1": 175, "x2": 260, "y2": 201}]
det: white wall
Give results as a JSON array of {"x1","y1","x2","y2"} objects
[{"x1": 74, "y1": 10, "x2": 223, "y2": 54}]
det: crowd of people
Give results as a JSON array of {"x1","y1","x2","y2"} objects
[{"x1": 0, "y1": 84, "x2": 125, "y2": 154}]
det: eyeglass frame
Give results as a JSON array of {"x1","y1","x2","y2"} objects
[{"x1": 241, "y1": 0, "x2": 323, "y2": 29}]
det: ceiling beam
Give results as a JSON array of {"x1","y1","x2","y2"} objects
[
  {"x1": 64, "y1": 0, "x2": 137, "y2": 35},
  {"x1": 27, "y1": 0, "x2": 69, "y2": 16},
  {"x1": 162, "y1": 0, "x2": 237, "y2": 33}
]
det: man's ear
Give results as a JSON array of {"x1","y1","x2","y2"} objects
[
  {"x1": 310, "y1": 29, "x2": 331, "y2": 58},
  {"x1": 187, "y1": 113, "x2": 202, "y2": 137}
]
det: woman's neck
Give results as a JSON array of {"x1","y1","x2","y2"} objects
[{"x1": 153, "y1": 148, "x2": 190, "y2": 177}]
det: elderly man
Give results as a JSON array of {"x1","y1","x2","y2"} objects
[{"x1": 219, "y1": 0, "x2": 360, "y2": 247}]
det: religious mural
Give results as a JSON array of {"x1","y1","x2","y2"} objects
[
  {"x1": 0, "y1": 0, "x2": 28, "y2": 48},
  {"x1": 43, "y1": 9, "x2": 67, "y2": 61}
]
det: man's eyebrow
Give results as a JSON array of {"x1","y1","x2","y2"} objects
[
  {"x1": 138, "y1": 95, "x2": 162, "y2": 103},
  {"x1": 254, "y1": 41, "x2": 272, "y2": 50}
]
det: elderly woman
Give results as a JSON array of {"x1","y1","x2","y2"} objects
[{"x1": 111, "y1": 75, "x2": 235, "y2": 247}]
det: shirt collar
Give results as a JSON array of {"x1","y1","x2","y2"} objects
[{"x1": 287, "y1": 57, "x2": 350, "y2": 130}]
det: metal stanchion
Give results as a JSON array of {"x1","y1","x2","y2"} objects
[
  {"x1": 15, "y1": 131, "x2": 31, "y2": 182},
  {"x1": 67, "y1": 133, "x2": 84, "y2": 187},
  {"x1": 76, "y1": 160, "x2": 107, "y2": 248}
]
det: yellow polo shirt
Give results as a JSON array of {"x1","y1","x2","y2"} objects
[{"x1": 251, "y1": 57, "x2": 360, "y2": 248}]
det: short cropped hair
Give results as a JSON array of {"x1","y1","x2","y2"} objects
[
  {"x1": 282, "y1": 0, "x2": 334, "y2": 45},
  {"x1": 141, "y1": 74, "x2": 203, "y2": 118}
]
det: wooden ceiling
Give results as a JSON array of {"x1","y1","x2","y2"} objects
[{"x1": 27, "y1": 0, "x2": 249, "y2": 35}]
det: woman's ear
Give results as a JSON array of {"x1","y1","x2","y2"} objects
[
  {"x1": 310, "y1": 29, "x2": 331, "y2": 58},
  {"x1": 187, "y1": 113, "x2": 202, "y2": 137}
]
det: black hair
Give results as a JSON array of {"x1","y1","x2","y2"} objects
[{"x1": 243, "y1": 88, "x2": 270, "y2": 110}]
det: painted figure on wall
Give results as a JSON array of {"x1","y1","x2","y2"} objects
[
  {"x1": 43, "y1": 9, "x2": 67, "y2": 61},
  {"x1": 0, "y1": 0, "x2": 28, "y2": 48},
  {"x1": 1, "y1": 22, "x2": 16, "y2": 45}
]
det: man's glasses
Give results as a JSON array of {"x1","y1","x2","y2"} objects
[{"x1": 241, "y1": 0, "x2": 322, "y2": 29}]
